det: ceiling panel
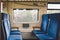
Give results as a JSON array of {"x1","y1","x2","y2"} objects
[
  {"x1": 1, "y1": 0, "x2": 60, "y2": 2},
  {"x1": 1, "y1": 0, "x2": 47, "y2": 1}
]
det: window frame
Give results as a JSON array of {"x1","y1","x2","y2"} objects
[{"x1": 13, "y1": 8, "x2": 39, "y2": 23}]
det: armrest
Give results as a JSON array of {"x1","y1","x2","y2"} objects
[
  {"x1": 33, "y1": 26, "x2": 40, "y2": 30},
  {"x1": 11, "y1": 27, "x2": 19, "y2": 30}
]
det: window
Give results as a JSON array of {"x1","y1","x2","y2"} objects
[
  {"x1": 48, "y1": 4, "x2": 60, "y2": 9},
  {"x1": 13, "y1": 8, "x2": 39, "y2": 23},
  {"x1": 47, "y1": 3, "x2": 60, "y2": 14}
]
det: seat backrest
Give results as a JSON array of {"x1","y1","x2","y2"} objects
[
  {"x1": 41, "y1": 14, "x2": 49, "y2": 33},
  {"x1": 48, "y1": 14, "x2": 59, "y2": 38},
  {"x1": 2, "y1": 13, "x2": 10, "y2": 31},
  {"x1": 2, "y1": 13, "x2": 10, "y2": 40},
  {"x1": 3, "y1": 20, "x2": 10, "y2": 39},
  {"x1": 6, "y1": 14, "x2": 11, "y2": 32}
]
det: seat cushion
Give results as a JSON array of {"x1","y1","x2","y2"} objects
[
  {"x1": 32, "y1": 30, "x2": 41, "y2": 33},
  {"x1": 8, "y1": 35, "x2": 22, "y2": 40},
  {"x1": 33, "y1": 30, "x2": 45, "y2": 34},
  {"x1": 35, "y1": 33, "x2": 48, "y2": 37},
  {"x1": 10, "y1": 32, "x2": 21, "y2": 35},
  {"x1": 10, "y1": 30, "x2": 21, "y2": 35},
  {"x1": 37, "y1": 34, "x2": 55, "y2": 40}
]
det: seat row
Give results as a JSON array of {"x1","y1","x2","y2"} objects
[
  {"x1": 2, "y1": 13, "x2": 60, "y2": 40},
  {"x1": 2, "y1": 13, "x2": 22, "y2": 40},
  {"x1": 32, "y1": 13, "x2": 60, "y2": 40}
]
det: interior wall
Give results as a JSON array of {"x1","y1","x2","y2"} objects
[{"x1": 3, "y1": 2, "x2": 47, "y2": 32}]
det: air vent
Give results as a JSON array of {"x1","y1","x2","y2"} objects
[{"x1": 23, "y1": 24, "x2": 29, "y2": 28}]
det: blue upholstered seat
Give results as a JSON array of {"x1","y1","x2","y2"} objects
[
  {"x1": 32, "y1": 14, "x2": 49, "y2": 34},
  {"x1": 7, "y1": 20, "x2": 20, "y2": 35},
  {"x1": 2, "y1": 13, "x2": 22, "y2": 40},
  {"x1": 2, "y1": 13, "x2": 20, "y2": 35},
  {"x1": 36, "y1": 14, "x2": 59, "y2": 40},
  {"x1": 8, "y1": 35, "x2": 22, "y2": 40}
]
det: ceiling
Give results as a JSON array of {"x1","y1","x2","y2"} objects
[{"x1": 1, "y1": 0, "x2": 60, "y2": 2}]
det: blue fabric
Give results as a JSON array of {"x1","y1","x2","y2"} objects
[
  {"x1": 2, "y1": 13, "x2": 20, "y2": 34},
  {"x1": 7, "y1": 17, "x2": 11, "y2": 34},
  {"x1": 2, "y1": 13, "x2": 10, "y2": 39},
  {"x1": 8, "y1": 35, "x2": 22, "y2": 40},
  {"x1": 33, "y1": 30, "x2": 45, "y2": 34},
  {"x1": 37, "y1": 34, "x2": 55, "y2": 40},
  {"x1": 11, "y1": 30, "x2": 20, "y2": 32},
  {"x1": 2, "y1": 13, "x2": 22, "y2": 40},
  {"x1": 10, "y1": 30, "x2": 20, "y2": 35},
  {"x1": 10, "y1": 30, "x2": 21, "y2": 35},
  {"x1": 48, "y1": 14, "x2": 58, "y2": 38},
  {"x1": 41, "y1": 14, "x2": 49, "y2": 32},
  {"x1": 36, "y1": 14, "x2": 59, "y2": 40},
  {"x1": 10, "y1": 32, "x2": 21, "y2": 35},
  {"x1": 33, "y1": 14, "x2": 49, "y2": 34},
  {"x1": 7, "y1": 14, "x2": 20, "y2": 35},
  {"x1": 3, "y1": 20, "x2": 10, "y2": 39},
  {"x1": 2, "y1": 13, "x2": 9, "y2": 20}
]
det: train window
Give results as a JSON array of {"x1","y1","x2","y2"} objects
[
  {"x1": 47, "y1": 3, "x2": 60, "y2": 14},
  {"x1": 13, "y1": 9, "x2": 39, "y2": 23},
  {"x1": 48, "y1": 4, "x2": 60, "y2": 9}
]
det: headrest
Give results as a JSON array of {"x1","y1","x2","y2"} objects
[{"x1": 2, "y1": 13, "x2": 9, "y2": 20}]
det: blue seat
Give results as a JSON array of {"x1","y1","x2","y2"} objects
[
  {"x1": 7, "y1": 18, "x2": 20, "y2": 35},
  {"x1": 8, "y1": 35, "x2": 22, "y2": 40},
  {"x1": 32, "y1": 14, "x2": 49, "y2": 35},
  {"x1": 36, "y1": 14, "x2": 60, "y2": 40},
  {"x1": 2, "y1": 13, "x2": 20, "y2": 35},
  {"x1": 2, "y1": 13, "x2": 22, "y2": 40}
]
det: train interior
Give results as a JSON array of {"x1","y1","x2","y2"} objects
[{"x1": 1, "y1": 0, "x2": 60, "y2": 40}]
